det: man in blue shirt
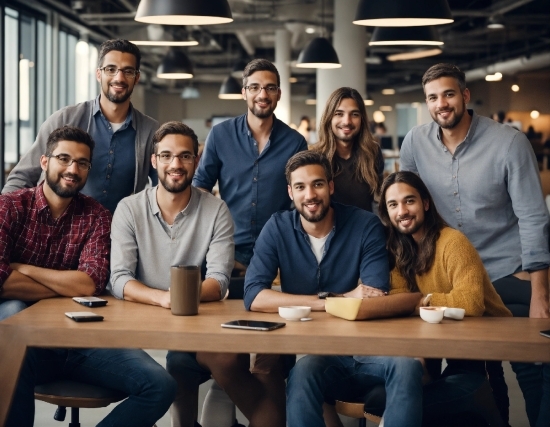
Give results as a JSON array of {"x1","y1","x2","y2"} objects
[
  {"x1": 244, "y1": 151, "x2": 424, "y2": 427},
  {"x1": 193, "y1": 59, "x2": 307, "y2": 272},
  {"x1": 3, "y1": 39, "x2": 158, "y2": 214}
]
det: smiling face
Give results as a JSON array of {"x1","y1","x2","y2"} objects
[
  {"x1": 424, "y1": 76, "x2": 470, "y2": 130},
  {"x1": 152, "y1": 134, "x2": 198, "y2": 194},
  {"x1": 41, "y1": 140, "x2": 91, "y2": 198},
  {"x1": 96, "y1": 50, "x2": 140, "y2": 104},
  {"x1": 331, "y1": 97, "x2": 362, "y2": 143},
  {"x1": 242, "y1": 70, "x2": 280, "y2": 119},
  {"x1": 288, "y1": 164, "x2": 334, "y2": 224},
  {"x1": 384, "y1": 182, "x2": 429, "y2": 242}
]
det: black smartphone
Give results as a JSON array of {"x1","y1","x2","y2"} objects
[
  {"x1": 221, "y1": 320, "x2": 286, "y2": 331},
  {"x1": 540, "y1": 330, "x2": 550, "y2": 339},
  {"x1": 73, "y1": 297, "x2": 108, "y2": 307},
  {"x1": 65, "y1": 312, "x2": 104, "y2": 322}
]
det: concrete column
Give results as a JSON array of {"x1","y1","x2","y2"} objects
[
  {"x1": 275, "y1": 29, "x2": 291, "y2": 124},
  {"x1": 316, "y1": 0, "x2": 366, "y2": 120}
]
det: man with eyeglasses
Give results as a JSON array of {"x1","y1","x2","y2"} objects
[
  {"x1": 2, "y1": 39, "x2": 158, "y2": 215},
  {"x1": 193, "y1": 58, "x2": 307, "y2": 274},
  {"x1": 110, "y1": 121, "x2": 282, "y2": 427},
  {"x1": 2, "y1": 125, "x2": 177, "y2": 427}
]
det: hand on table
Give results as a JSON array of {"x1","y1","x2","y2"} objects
[{"x1": 344, "y1": 284, "x2": 386, "y2": 299}]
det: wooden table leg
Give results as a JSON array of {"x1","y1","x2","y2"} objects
[{"x1": 0, "y1": 326, "x2": 27, "y2": 425}]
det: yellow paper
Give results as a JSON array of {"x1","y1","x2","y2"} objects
[{"x1": 325, "y1": 297, "x2": 362, "y2": 321}]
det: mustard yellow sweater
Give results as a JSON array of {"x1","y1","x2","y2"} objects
[{"x1": 390, "y1": 227, "x2": 511, "y2": 317}]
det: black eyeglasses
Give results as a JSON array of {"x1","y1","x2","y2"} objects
[
  {"x1": 47, "y1": 154, "x2": 92, "y2": 171},
  {"x1": 98, "y1": 66, "x2": 139, "y2": 79},
  {"x1": 156, "y1": 153, "x2": 196, "y2": 164},
  {"x1": 244, "y1": 84, "x2": 279, "y2": 95}
]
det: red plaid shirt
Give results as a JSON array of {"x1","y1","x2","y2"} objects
[{"x1": 0, "y1": 184, "x2": 111, "y2": 294}]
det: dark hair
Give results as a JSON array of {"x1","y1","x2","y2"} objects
[
  {"x1": 242, "y1": 59, "x2": 280, "y2": 87},
  {"x1": 45, "y1": 126, "x2": 95, "y2": 159},
  {"x1": 314, "y1": 87, "x2": 381, "y2": 196},
  {"x1": 422, "y1": 63, "x2": 466, "y2": 93},
  {"x1": 285, "y1": 151, "x2": 333, "y2": 185},
  {"x1": 378, "y1": 171, "x2": 448, "y2": 292},
  {"x1": 98, "y1": 39, "x2": 141, "y2": 70},
  {"x1": 152, "y1": 121, "x2": 199, "y2": 156}
]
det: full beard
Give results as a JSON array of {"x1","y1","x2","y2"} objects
[
  {"x1": 46, "y1": 171, "x2": 84, "y2": 198},
  {"x1": 159, "y1": 170, "x2": 192, "y2": 193}
]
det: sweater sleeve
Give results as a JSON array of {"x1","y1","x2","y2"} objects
[{"x1": 389, "y1": 269, "x2": 409, "y2": 295}]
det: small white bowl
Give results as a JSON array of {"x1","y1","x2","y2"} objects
[
  {"x1": 420, "y1": 306, "x2": 446, "y2": 324},
  {"x1": 278, "y1": 306, "x2": 311, "y2": 321},
  {"x1": 444, "y1": 307, "x2": 465, "y2": 320}
]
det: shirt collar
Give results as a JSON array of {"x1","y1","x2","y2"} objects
[
  {"x1": 241, "y1": 113, "x2": 277, "y2": 137},
  {"x1": 435, "y1": 109, "x2": 476, "y2": 145},
  {"x1": 35, "y1": 183, "x2": 78, "y2": 218},
  {"x1": 93, "y1": 94, "x2": 134, "y2": 129},
  {"x1": 292, "y1": 202, "x2": 342, "y2": 235},
  {"x1": 149, "y1": 186, "x2": 199, "y2": 219}
]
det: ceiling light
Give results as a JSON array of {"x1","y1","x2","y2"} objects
[
  {"x1": 181, "y1": 86, "x2": 200, "y2": 99},
  {"x1": 364, "y1": 95, "x2": 374, "y2": 106},
  {"x1": 305, "y1": 27, "x2": 316, "y2": 34},
  {"x1": 485, "y1": 72, "x2": 502, "y2": 81},
  {"x1": 157, "y1": 49, "x2": 193, "y2": 79},
  {"x1": 531, "y1": 110, "x2": 540, "y2": 119},
  {"x1": 218, "y1": 75, "x2": 242, "y2": 99},
  {"x1": 365, "y1": 55, "x2": 382, "y2": 65},
  {"x1": 135, "y1": 0, "x2": 233, "y2": 25},
  {"x1": 369, "y1": 26, "x2": 443, "y2": 46},
  {"x1": 289, "y1": 77, "x2": 298, "y2": 83},
  {"x1": 353, "y1": 0, "x2": 453, "y2": 27},
  {"x1": 380, "y1": 105, "x2": 393, "y2": 111},
  {"x1": 382, "y1": 88, "x2": 395, "y2": 95},
  {"x1": 296, "y1": 37, "x2": 342, "y2": 69},
  {"x1": 373, "y1": 111, "x2": 386, "y2": 123},
  {"x1": 386, "y1": 48, "x2": 442, "y2": 61},
  {"x1": 230, "y1": 59, "x2": 248, "y2": 79},
  {"x1": 305, "y1": 99, "x2": 317, "y2": 105},
  {"x1": 487, "y1": 16, "x2": 505, "y2": 29},
  {"x1": 131, "y1": 40, "x2": 198, "y2": 46},
  {"x1": 511, "y1": 84, "x2": 520, "y2": 92}
]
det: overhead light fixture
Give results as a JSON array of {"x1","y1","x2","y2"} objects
[
  {"x1": 380, "y1": 105, "x2": 393, "y2": 111},
  {"x1": 218, "y1": 75, "x2": 242, "y2": 99},
  {"x1": 135, "y1": 0, "x2": 233, "y2": 26},
  {"x1": 305, "y1": 27, "x2": 316, "y2": 34},
  {"x1": 511, "y1": 84, "x2": 520, "y2": 92},
  {"x1": 296, "y1": 37, "x2": 341, "y2": 69},
  {"x1": 487, "y1": 16, "x2": 505, "y2": 29},
  {"x1": 382, "y1": 88, "x2": 395, "y2": 95},
  {"x1": 353, "y1": 0, "x2": 453, "y2": 27},
  {"x1": 364, "y1": 55, "x2": 382, "y2": 65},
  {"x1": 230, "y1": 59, "x2": 248, "y2": 79},
  {"x1": 131, "y1": 40, "x2": 198, "y2": 47},
  {"x1": 369, "y1": 26, "x2": 443, "y2": 46},
  {"x1": 530, "y1": 110, "x2": 540, "y2": 119},
  {"x1": 364, "y1": 95, "x2": 374, "y2": 106},
  {"x1": 181, "y1": 86, "x2": 200, "y2": 99},
  {"x1": 485, "y1": 72, "x2": 502, "y2": 81},
  {"x1": 373, "y1": 110, "x2": 386, "y2": 123},
  {"x1": 386, "y1": 47, "x2": 442, "y2": 61},
  {"x1": 289, "y1": 77, "x2": 298, "y2": 83},
  {"x1": 157, "y1": 49, "x2": 193, "y2": 79}
]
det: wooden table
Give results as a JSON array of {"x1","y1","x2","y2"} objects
[{"x1": 1, "y1": 296, "x2": 549, "y2": 424}]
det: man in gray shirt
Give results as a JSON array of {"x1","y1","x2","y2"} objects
[
  {"x1": 110, "y1": 121, "x2": 284, "y2": 427},
  {"x1": 400, "y1": 63, "x2": 549, "y2": 427}
]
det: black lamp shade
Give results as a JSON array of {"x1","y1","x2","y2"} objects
[
  {"x1": 219, "y1": 75, "x2": 243, "y2": 99},
  {"x1": 135, "y1": 0, "x2": 233, "y2": 25},
  {"x1": 157, "y1": 49, "x2": 193, "y2": 79},
  {"x1": 296, "y1": 37, "x2": 341, "y2": 69},
  {"x1": 370, "y1": 26, "x2": 442, "y2": 46},
  {"x1": 354, "y1": 0, "x2": 453, "y2": 27}
]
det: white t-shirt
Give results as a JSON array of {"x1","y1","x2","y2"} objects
[
  {"x1": 110, "y1": 122, "x2": 124, "y2": 132},
  {"x1": 308, "y1": 233, "x2": 330, "y2": 264}
]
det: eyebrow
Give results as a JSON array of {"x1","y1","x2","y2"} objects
[
  {"x1": 386, "y1": 194, "x2": 418, "y2": 204},
  {"x1": 159, "y1": 149, "x2": 193, "y2": 155},
  {"x1": 427, "y1": 89, "x2": 455, "y2": 98}
]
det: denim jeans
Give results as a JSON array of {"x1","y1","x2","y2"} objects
[
  {"x1": 286, "y1": 355, "x2": 423, "y2": 427},
  {"x1": 6, "y1": 347, "x2": 177, "y2": 427},
  {"x1": 0, "y1": 299, "x2": 28, "y2": 321}
]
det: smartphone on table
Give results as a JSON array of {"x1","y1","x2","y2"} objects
[
  {"x1": 540, "y1": 330, "x2": 550, "y2": 339},
  {"x1": 221, "y1": 320, "x2": 286, "y2": 331},
  {"x1": 73, "y1": 297, "x2": 108, "y2": 307},
  {"x1": 65, "y1": 312, "x2": 104, "y2": 322}
]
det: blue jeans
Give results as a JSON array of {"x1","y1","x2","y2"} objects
[
  {"x1": 6, "y1": 347, "x2": 177, "y2": 427},
  {"x1": 286, "y1": 355, "x2": 423, "y2": 427},
  {"x1": 0, "y1": 299, "x2": 28, "y2": 321}
]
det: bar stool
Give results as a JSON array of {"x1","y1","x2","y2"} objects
[
  {"x1": 334, "y1": 384, "x2": 385, "y2": 426},
  {"x1": 35, "y1": 380, "x2": 127, "y2": 427}
]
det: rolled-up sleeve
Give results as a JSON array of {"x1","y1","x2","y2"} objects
[{"x1": 0, "y1": 198, "x2": 16, "y2": 288}]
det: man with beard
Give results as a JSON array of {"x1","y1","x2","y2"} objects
[
  {"x1": 2, "y1": 126, "x2": 177, "y2": 427},
  {"x1": 2, "y1": 39, "x2": 157, "y2": 214},
  {"x1": 110, "y1": 121, "x2": 283, "y2": 427},
  {"x1": 313, "y1": 87, "x2": 384, "y2": 212},
  {"x1": 244, "y1": 151, "x2": 424, "y2": 427},
  {"x1": 400, "y1": 63, "x2": 550, "y2": 427},
  {"x1": 193, "y1": 58, "x2": 307, "y2": 273}
]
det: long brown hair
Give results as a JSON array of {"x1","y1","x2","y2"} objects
[
  {"x1": 378, "y1": 172, "x2": 448, "y2": 291},
  {"x1": 314, "y1": 87, "x2": 381, "y2": 196}
]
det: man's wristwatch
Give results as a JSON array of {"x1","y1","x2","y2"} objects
[{"x1": 318, "y1": 291, "x2": 343, "y2": 299}]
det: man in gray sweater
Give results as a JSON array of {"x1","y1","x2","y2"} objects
[
  {"x1": 2, "y1": 39, "x2": 158, "y2": 214},
  {"x1": 109, "y1": 121, "x2": 284, "y2": 427}
]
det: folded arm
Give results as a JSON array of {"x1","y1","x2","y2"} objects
[{"x1": 356, "y1": 292, "x2": 423, "y2": 320}]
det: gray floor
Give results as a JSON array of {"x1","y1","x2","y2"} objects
[{"x1": 33, "y1": 350, "x2": 530, "y2": 427}]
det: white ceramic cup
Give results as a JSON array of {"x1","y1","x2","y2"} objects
[
  {"x1": 419, "y1": 306, "x2": 446, "y2": 323},
  {"x1": 444, "y1": 307, "x2": 465, "y2": 320},
  {"x1": 278, "y1": 306, "x2": 311, "y2": 321}
]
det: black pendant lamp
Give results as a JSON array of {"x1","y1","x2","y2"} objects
[
  {"x1": 353, "y1": 0, "x2": 453, "y2": 27},
  {"x1": 296, "y1": 37, "x2": 342, "y2": 69},
  {"x1": 218, "y1": 75, "x2": 243, "y2": 100},
  {"x1": 157, "y1": 49, "x2": 193, "y2": 79},
  {"x1": 369, "y1": 26, "x2": 443, "y2": 46},
  {"x1": 135, "y1": 0, "x2": 233, "y2": 26}
]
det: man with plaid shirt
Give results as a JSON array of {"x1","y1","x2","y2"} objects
[{"x1": 1, "y1": 126, "x2": 176, "y2": 427}]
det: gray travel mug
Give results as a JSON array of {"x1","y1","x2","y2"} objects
[{"x1": 170, "y1": 265, "x2": 201, "y2": 316}]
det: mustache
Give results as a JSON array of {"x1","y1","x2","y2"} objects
[
  {"x1": 166, "y1": 169, "x2": 187, "y2": 175},
  {"x1": 396, "y1": 215, "x2": 413, "y2": 221},
  {"x1": 109, "y1": 81, "x2": 128, "y2": 88},
  {"x1": 436, "y1": 108, "x2": 452, "y2": 113},
  {"x1": 61, "y1": 173, "x2": 81, "y2": 182},
  {"x1": 302, "y1": 198, "x2": 321, "y2": 205}
]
